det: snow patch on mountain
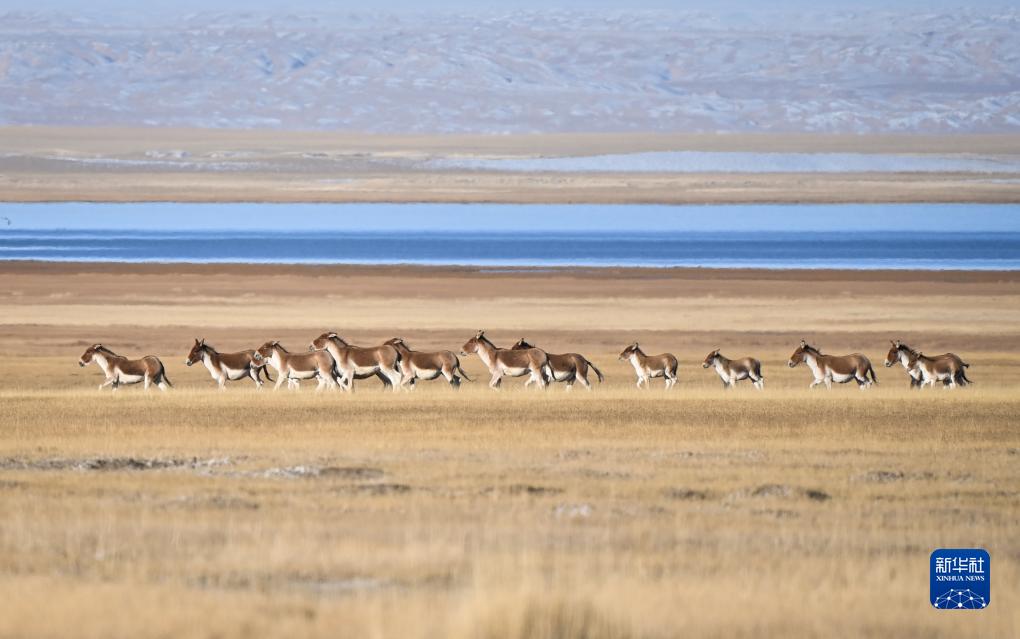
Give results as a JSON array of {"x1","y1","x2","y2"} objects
[{"x1": 0, "y1": 9, "x2": 1017, "y2": 133}]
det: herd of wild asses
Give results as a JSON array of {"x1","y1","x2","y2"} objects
[{"x1": 77, "y1": 333, "x2": 972, "y2": 393}]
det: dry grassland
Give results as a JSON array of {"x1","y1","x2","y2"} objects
[{"x1": 0, "y1": 262, "x2": 1018, "y2": 638}]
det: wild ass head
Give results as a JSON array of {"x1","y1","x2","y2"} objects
[
  {"x1": 702, "y1": 349, "x2": 721, "y2": 368},
  {"x1": 255, "y1": 341, "x2": 284, "y2": 362},
  {"x1": 618, "y1": 342, "x2": 641, "y2": 361},
  {"x1": 186, "y1": 338, "x2": 207, "y2": 366},
  {"x1": 79, "y1": 343, "x2": 107, "y2": 367},
  {"x1": 788, "y1": 340, "x2": 819, "y2": 368},
  {"x1": 460, "y1": 330, "x2": 492, "y2": 356},
  {"x1": 885, "y1": 340, "x2": 905, "y2": 367},
  {"x1": 310, "y1": 331, "x2": 346, "y2": 352}
]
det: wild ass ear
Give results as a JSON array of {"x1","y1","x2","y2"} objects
[
  {"x1": 800, "y1": 339, "x2": 807, "y2": 347},
  {"x1": 475, "y1": 330, "x2": 485, "y2": 338}
]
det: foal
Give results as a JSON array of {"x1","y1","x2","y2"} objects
[
  {"x1": 79, "y1": 344, "x2": 172, "y2": 391},
  {"x1": 702, "y1": 349, "x2": 763, "y2": 390},
  {"x1": 618, "y1": 342, "x2": 678, "y2": 389},
  {"x1": 904, "y1": 349, "x2": 971, "y2": 389},
  {"x1": 884, "y1": 340, "x2": 970, "y2": 388}
]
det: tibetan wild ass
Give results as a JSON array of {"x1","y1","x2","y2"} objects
[
  {"x1": 255, "y1": 341, "x2": 338, "y2": 391},
  {"x1": 309, "y1": 332, "x2": 403, "y2": 392},
  {"x1": 702, "y1": 349, "x2": 764, "y2": 390},
  {"x1": 618, "y1": 342, "x2": 678, "y2": 389},
  {"x1": 511, "y1": 338, "x2": 603, "y2": 390},
  {"x1": 788, "y1": 340, "x2": 877, "y2": 389},
  {"x1": 903, "y1": 348, "x2": 971, "y2": 389},
  {"x1": 186, "y1": 338, "x2": 272, "y2": 389},
  {"x1": 884, "y1": 340, "x2": 970, "y2": 388},
  {"x1": 384, "y1": 337, "x2": 471, "y2": 389},
  {"x1": 460, "y1": 330, "x2": 552, "y2": 390},
  {"x1": 79, "y1": 344, "x2": 172, "y2": 391}
]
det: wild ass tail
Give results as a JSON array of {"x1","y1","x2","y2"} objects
[
  {"x1": 868, "y1": 363, "x2": 878, "y2": 385},
  {"x1": 456, "y1": 364, "x2": 472, "y2": 382},
  {"x1": 586, "y1": 358, "x2": 604, "y2": 383}
]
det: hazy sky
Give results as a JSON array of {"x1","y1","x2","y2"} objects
[
  {"x1": 5, "y1": 0, "x2": 1015, "y2": 11},
  {"x1": 2, "y1": 203, "x2": 1018, "y2": 232}
]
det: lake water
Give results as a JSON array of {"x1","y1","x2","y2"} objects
[{"x1": 2, "y1": 203, "x2": 1019, "y2": 270}]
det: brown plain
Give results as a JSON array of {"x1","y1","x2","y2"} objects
[
  {"x1": 2, "y1": 127, "x2": 1019, "y2": 203},
  {"x1": 1, "y1": 261, "x2": 1018, "y2": 638}
]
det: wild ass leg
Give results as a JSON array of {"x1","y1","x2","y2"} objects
[
  {"x1": 143, "y1": 374, "x2": 152, "y2": 391},
  {"x1": 441, "y1": 365, "x2": 460, "y2": 389},
  {"x1": 529, "y1": 366, "x2": 548, "y2": 389},
  {"x1": 248, "y1": 368, "x2": 263, "y2": 389},
  {"x1": 99, "y1": 376, "x2": 117, "y2": 391},
  {"x1": 382, "y1": 366, "x2": 404, "y2": 392},
  {"x1": 488, "y1": 371, "x2": 502, "y2": 390}
]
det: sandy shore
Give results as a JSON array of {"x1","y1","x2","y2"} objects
[
  {"x1": 2, "y1": 127, "x2": 1018, "y2": 203},
  {"x1": 3, "y1": 261, "x2": 1018, "y2": 369}
]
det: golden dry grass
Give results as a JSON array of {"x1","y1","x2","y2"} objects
[{"x1": 1, "y1": 263, "x2": 1018, "y2": 638}]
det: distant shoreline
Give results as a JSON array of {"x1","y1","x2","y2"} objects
[
  {"x1": 2, "y1": 128, "x2": 1019, "y2": 204},
  {"x1": 4, "y1": 260, "x2": 1019, "y2": 279}
]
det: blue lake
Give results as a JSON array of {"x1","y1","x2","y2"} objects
[{"x1": 2, "y1": 203, "x2": 1019, "y2": 270}]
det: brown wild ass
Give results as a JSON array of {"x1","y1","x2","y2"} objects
[
  {"x1": 884, "y1": 340, "x2": 970, "y2": 388},
  {"x1": 511, "y1": 338, "x2": 603, "y2": 391},
  {"x1": 902, "y1": 347, "x2": 971, "y2": 389},
  {"x1": 255, "y1": 341, "x2": 338, "y2": 391},
  {"x1": 79, "y1": 344, "x2": 172, "y2": 391},
  {"x1": 384, "y1": 337, "x2": 471, "y2": 389},
  {"x1": 618, "y1": 343, "x2": 678, "y2": 389},
  {"x1": 788, "y1": 340, "x2": 877, "y2": 389},
  {"x1": 460, "y1": 331, "x2": 552, "y2": 390},
  {"x1": 309, "y1": 332, "x2": 402, "y2": 392},
  {"x1": 702, "y1": 349, "x2": 763, "y2": 390},
  {"x1": 186, "y1": 338, "x2": 272, "y2": 389}
]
